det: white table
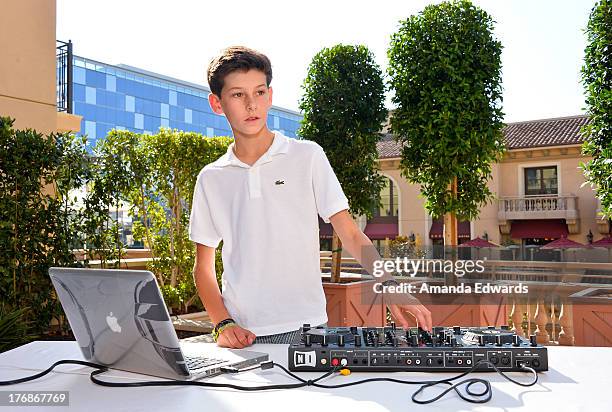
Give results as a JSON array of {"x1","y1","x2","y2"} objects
[{"x1": 0, "y1": 341, "x2": 610, "y2": 411}]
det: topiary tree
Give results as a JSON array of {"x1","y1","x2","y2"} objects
[
  {"x1": 387, "y1": 0, "x2": 505, "y2": 283},
  {"x1": 299, "y1": 44, "x2": 388, "y2": 283},
  {"x1": 581, "y1": 0, "x2": 612, "y2": 221}
]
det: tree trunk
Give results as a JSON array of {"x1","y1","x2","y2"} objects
[
  {"x1": 330, "y1": 229, "x2": 343, "y2": 283},
  {"x1": 443, "y1": 177, "x2": 459, "y2": 286}
]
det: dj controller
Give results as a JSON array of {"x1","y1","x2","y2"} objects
[{"x1": 288, "y1": 324, "x2": 548, "y2": 372}]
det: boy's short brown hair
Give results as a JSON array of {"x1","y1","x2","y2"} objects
[{"x1": 207, "y1": 46, "x2": 273, "y2": 97}]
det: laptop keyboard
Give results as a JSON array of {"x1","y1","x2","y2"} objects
[{"x1": 184, "y1": 355, "x2": 227, "y2": 371}]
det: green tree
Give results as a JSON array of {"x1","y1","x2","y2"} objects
[
  {"x1": 0, "y1": 117, "x2": 89, "y2": 338},
  {"x1": 581, "y1": 0, "x2": 612, "y2": 220},
  {"x1": 299, "y1": 44, "x2": 388, "y2": 283},
  {"x1": 387, "y1": 0, "x2": 505, "y2": 268},
  {"x1": 93, "y1": 129, "x2": 231, "y2": 313}
]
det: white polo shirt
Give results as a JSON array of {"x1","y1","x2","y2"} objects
[{"x1": 188, "y1": 131, "x2": 349, "y2": 336}]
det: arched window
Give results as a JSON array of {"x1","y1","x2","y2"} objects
[
  {"x1": 366, "y1": 177, "x2": 399, "y2": 250},
  {"x1": 372, "y1": 177, "x2": 398, "y2": 218}
]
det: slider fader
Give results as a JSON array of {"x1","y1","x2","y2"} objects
[{"x1": 288, "y1": 323, "x2": 548, "y2": 372}]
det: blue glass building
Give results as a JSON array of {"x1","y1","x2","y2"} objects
[{"x1": 71, "y1": 55, "x2": 302, "y2": 150}]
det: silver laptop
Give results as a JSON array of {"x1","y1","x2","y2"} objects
[{"x1": 48, "y1": 267, "x2": 268, "y2": 380}]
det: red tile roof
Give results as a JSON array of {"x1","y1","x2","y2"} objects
[{"x1": 378, "y1": 115, "x2": 589, "y2": 159}]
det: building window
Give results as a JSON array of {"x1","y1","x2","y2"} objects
[
  {"x1": 372, "y1": 177, "x2": 399, "y2": 218},
  {"x1": 134, "y1": 113, "x2": 144, "y2": 129},
  {"x1": 185, "y1": 108, "x2": 192, "y2": 124},
  {"x1": 84, "y1": 120, "x2": 96, "y2": 139},
  {"x1": 206, "y1": 127, "x2": 214, "y2": 137},
  {"x1": 85, "y1": 87, "x2": 96, "y2": 105},
  {"x1": 524, "y1": 166, "x2": 558, "y2": 196},
  {"x1": 106, "y1": 75, "x2": 116, "y2": 92},
  {"x1": 125, "y1": 95, "x2": 135, "y2": 112},
  {"x1": 74, "y1": 66, "x2": 86, "y2": 85},
  {"x1": 161, "y1": 103, "x2": 169, "y2": 119},
  {"x1": 169, "y1": 90, "x2": 177, "y2": 105},
  {"x1": 319, "y1": 238, "x2": 332, "y2": 251}
]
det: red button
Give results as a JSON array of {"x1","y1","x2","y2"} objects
[{"x1": 331, "y1": 358, "x2": 339, "y2": 366}]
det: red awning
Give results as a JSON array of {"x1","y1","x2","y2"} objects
[
  {"x1": 318, "y1": 217, "x2": 333, "y2": 238},
  {"x1": 510, "y1": 219, "x2": 568, "y2": 239},
  {"x1": 429, "y1": 218, "x2": 471, "y2": 239},
  {"x1": 364, "y1": 223, "x2": 399, "y2": 240}
]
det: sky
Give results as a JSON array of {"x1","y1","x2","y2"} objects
[{"x1": 57, "y1": 0, "x2": 595, "y2": 123}]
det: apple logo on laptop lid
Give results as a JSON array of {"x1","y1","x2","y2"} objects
[{"x1": 106, "y1": 312, "x2": 122, "y2": 333}]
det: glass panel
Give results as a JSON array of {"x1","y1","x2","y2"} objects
[
  {"x1": 134, "y1": 113, "x2": 144, "y2": 129},
  {"x1": 206, "y1": 127, "x2": 214, "y2": 137},
  {"x1": 525, "y1": 167, "x2": 558, "y2": 195},
  {"x1": 84, "y1": 120, "x2": 96, "y2": 139},
  {"x1": 85, "y1": 86, "x2": 96, "y2": 105},
  {"x1": 161, "y1": 103, "x2": 169, "y2": 119},
  {"x1": 542, "y1": 168, "x2": 558, "y2": 193},
  {"x1": 169, "y1": 90, "x2": 177, "y2": 106},
  {"x1": 125, "y1": 95, "x2": 135, "y2": 112},
  {"x1": 185, "y1": 108, "x2": 192, "y2": 124},
  {"x1": 74, "y1": 66, "x2": 86, "y2": 85},
  {"x1": 392, "y1": 184, "x2": 399, "y2": 216},
  {"x1": 380, "y1": 194, "x2": 391, "y2": 217},
  {"x1": 106, "y1": 75, "x2": 116, "y2": 92}
]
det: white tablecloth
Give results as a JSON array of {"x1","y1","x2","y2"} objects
[{"x1": 0, "y1": 341, "x2": 610, "y2": 411}]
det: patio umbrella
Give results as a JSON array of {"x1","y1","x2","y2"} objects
[
  {"x1": 506, "y1": 244, "x2": 520, "y2": 261},
  {"x1": 458, "y1": 237, "x2": 501, "y2": 259},
  {"x1": 525, "y1": 244, "x2": 539, "y2": 261},
  {"x1": 541, "y1": 235, "x2": 589, "y2": 261},
  {"x1": 458, "y1": 237, "x2": 501, "y2": 248},
  {"x1": 591, "y1": 236, "x2": 612, "y2": 261}
]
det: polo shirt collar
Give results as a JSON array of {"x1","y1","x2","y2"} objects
[{"x1": 218, "y1": 130, "x2": 289, "y2": 168}]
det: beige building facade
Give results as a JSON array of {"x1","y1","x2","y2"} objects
[{"x1": 0, "y1": 0, "x2": 81, "y2": 134}]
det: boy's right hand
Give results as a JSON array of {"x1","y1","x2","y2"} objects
[{"x1": 216, "y1": 324, "x2": 256, "y2": 348}]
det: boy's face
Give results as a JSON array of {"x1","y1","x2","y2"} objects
[{"x1": 209, "y1": 69, "x2": 273, "y2": 138}]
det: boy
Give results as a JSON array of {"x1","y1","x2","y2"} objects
[{"x1": 189, "y1": 46, "x2": 432, "y2": 349}]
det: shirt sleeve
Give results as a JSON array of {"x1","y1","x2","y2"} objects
[
  {"x1": 312, "y1": 146, "x2": 349, "y2": 223},
  {"x1": 189, "y1": 171, "x2": 222, "y2": 248}
]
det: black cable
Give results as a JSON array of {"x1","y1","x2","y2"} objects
[
  {"x1": 296, "y1": 359, "x2": 538, "y2": 404},
  {"x1": 0, "y1": 360, "x2": 108, "y2": 386},
  {"x1": 0, "y1": 358, "x2": 538, "y2": 404}
]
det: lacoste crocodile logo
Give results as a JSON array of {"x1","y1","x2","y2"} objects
[{"x1": 275, "y1": 180, "x2": 285, "y2": 185}]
